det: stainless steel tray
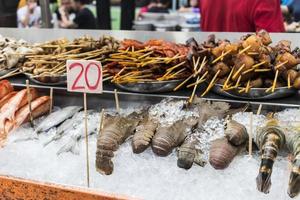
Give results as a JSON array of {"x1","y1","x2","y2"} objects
[
  {"x1": 24, "y1": 73, "x2": 66, "y2": 86},
  {"x1": 115, "y1": 79, "x2": 183, "y2": 93},
  {"x1": 212, "y1": 84, "x2": 297, "y2": 100}
]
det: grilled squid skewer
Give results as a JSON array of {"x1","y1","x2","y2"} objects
[
  {"x1": 255, "y1": 118, "x2": 286, "y2": 194},
  {"x1": 286, "y1": 131, "x2": 300, "y2": 198}
]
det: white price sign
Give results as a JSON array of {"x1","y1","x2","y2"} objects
[{"x1": 67, "y1": 60, "x2": 103, "y2": 94}]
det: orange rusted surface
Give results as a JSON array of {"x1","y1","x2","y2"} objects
[{"x1": 0, "y1": 175, "x2": 133, "y2": 200}]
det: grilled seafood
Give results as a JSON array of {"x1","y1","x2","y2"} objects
[
  {"x1": 225, "y1": 120, "x2": 248, "y2": 146},
  {"x1": 255, "y1": 117, "x2": 286, "y2": 194},
  {"x1": 96, "y1": 112, "x2": 141, "y2": 175},
  {"x1": 285, "y1": 130, "x2": 300, "y2": 198},
  {"x1": 209, "y1": 137, "x2": 239, "y2": 170},
  {"x1": 132, "y1": 115, "x2": 157, "y2": 154}
]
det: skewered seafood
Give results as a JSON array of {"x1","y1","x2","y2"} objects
[
  {"x1": 152, "y1": 118, "x2": 197, "y2": 157},
  {"x1": 285, "y1": 129, "x2": 300, "y2": 198},
  {"x1": 209, "y1": 137, "x2": 239, "y2": 170},
  {"x1": 96, "y1": 112, "x2": 141, "y2": 175},
  {"x1": 104, "y1": 38, "x2": 191, "y2": 84},
  {"x1": 184, "y1": 30, "x2": 300, "y2": 97},
  {"x1": 177, "y1": 135, "x2": 205, "y2": 169},
  {"x1": 22, "y1": 35, "x2": 119, "y2": 79},
  {"x1": 132, "y1": 115, "x2": 157, "y2": 154},
  {"x1": 225, "y1": 120, "x2": 248, "y2": 146},
  {"x1": 255, "y1": 117, "x2": 286, "y2": 194}
]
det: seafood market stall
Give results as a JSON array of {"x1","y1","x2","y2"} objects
[{"x1": 0, "y1": 28, "x2": 299, "y2": 200}]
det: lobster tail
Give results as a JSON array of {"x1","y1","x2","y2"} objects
[
  {"x1": 96, "y1": 114, "x2": 139, "y2": 175},
  {"x1": 255, "y1": 121, "x2": 285, "y2": 194},
  {"x1": 286, "y1": 132, "x2": 300, "y2": 198},
  {"x1": 225, "y1": 120, "x2": 248, "y2": 146},
  {"x1": 152, "y1": 120, "x2": 193, "y2": 157},
  {"x1": 177, "y1": 135, "x2": 205, "y2": 169},
  {"x1": 132, "y1": 116, "x2": 157, "y2": 154}
]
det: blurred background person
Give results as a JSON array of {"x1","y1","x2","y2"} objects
[
  {"x1": 55, "y1": 0, "x2": 75, "y2": 28},
  {"x1": 282, "y1": 0, "x2": 300, "y2": 21},
  {"x1": 139, "y1": 0, "x2": 171, "y2": 15},
  {"x1": 199, "y1": 0, "x2": 285, "y2": 32},
  {"x1": 59, "y1": 0, "x2": 96, "y2": 29},
  {"x1": 179, "y1": 0, "x2": 199, "y2": 13},
  {"x1": 17, "y1": 0, "x2": 41, "y2": 28}
]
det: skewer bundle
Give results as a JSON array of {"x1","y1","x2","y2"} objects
[
  {"x1": 181, "y1": 30, "x2": 300, "y2": 97},
  {"x1": 103, "y1": 39, "x2": 192, "y2": 83},
  {"x1": 22, "y1": 36, "x2": 120, "y2": 78}
]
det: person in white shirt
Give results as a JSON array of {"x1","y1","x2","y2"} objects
[{"x1": 17, "y1": 0, "x2": 41, "y2": 28}]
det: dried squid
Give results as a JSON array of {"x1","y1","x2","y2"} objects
[
  {"x1": 285, "y1": 129, "x2": 300, "y2": 198},
  {"x1": 96, "y1": 112, "x2": 141, "y2": 175},
  {"x1": 255, "y1": 117, "x2": 286, "y2": 194}
]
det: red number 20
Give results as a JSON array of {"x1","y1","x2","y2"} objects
[{"x1": 69, "y1": 62, "x2": 101, "y2": 91}]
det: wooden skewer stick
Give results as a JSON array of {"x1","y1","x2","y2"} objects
[
  {"x1": 223, "y1": 66, "x2": 235, "y2": 89},
  {"x1": 83, "y1": 93, "x2": 90, "y2": 188},
  {"x1": 201, "y1": 70, "x2": 220, "y2": 97},
  {"x1": 249, "y1": 112, "x2": 253, "y2": 157},
  {"x1": 188, "y1": 76, "x2": 200, "y2": 104},
  {"x1": 98, "y1": 109, "x2": 105, "y2": 137},
  {"x1": 173, "y1": 74, "x2": 194, "y2": 91},
  {"x1": 245, "y1": 80, "x2": 251, "y2": 93},
  {"x1": 272, "y1": 70, "x2": 279, "y2": 92},
  {"x1": 288, "y1": 73, "x2": 291, "y2": 89},
  {"x1": 194, "y1": 56, "x2": 207, "y2": 77},
  {"x1": 192, "y1": 56, "x2": 196, "y2": 71},
  {"x1": 194, "y1": 56, "x2": 201, "y2": 72},
  {"x1": 275, "y1": 60, "x2": 288, "y2": 70},
  {"x1": 242, "y1": 68, "x2": 254, "y2": 75},
  {"x1": 239, "y1": 45, "x2": 252, "y2": 55},
  {"x1": 232, "y1": 64, "x2": 245, "y2": 80},
  {"x1": 254, "y1": 69, "x2": 271, "y2": 72},
  {"x1": 166, "y1": 61, "x2": 186, "y2": 73},
  {"x1": 235, "y1": 75, "x2": 242, "y2": 88},
  {"x1": 0, "y1": 68, "x2": 22, "y2": 80},
  {"x1": 114, "y1": 89, "x2": 120, "y2": 113},
  {"x1": 49, "y1": 87, "x2": 53, "y2": 114},
  {"x1": 211, "y1": 50, "x2": 232, "y2": 64},
  {"x1": 26, "y1": 80, "x2": 34, "y2": 128},
  {"x1": 257, "y1": 104, "x2": 262, "y2": 115},
  {"x1": 187, "y1": 71, "x2": 208, "y2": 88},
  {"x1": 251, "y1": 61, "x2": 266, "y2": 69}
]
